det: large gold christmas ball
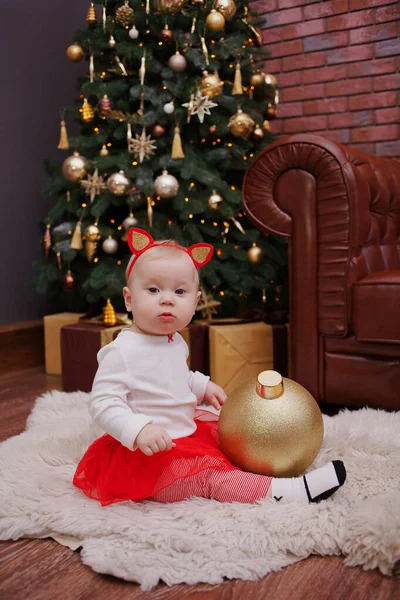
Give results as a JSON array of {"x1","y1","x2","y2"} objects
[
  {"x1": 62, "y1": 152, "x2": 87, "y2": 182},
  {"x1": 247, "y1": 243, "x2": 264, "y2": 264},
  {"x1": 206, "y1": 9, "x2": 225, "y2": 32},
  {"x1": 214, "y1": 0, "x2": 236, "y2": 20},
  {"x1": 218, "y1": 370, "x2": 324, "y2": 477},
  {"x1": 200, "y1": 71, "x2": 224, "y2": 99},
  {"x1": 154, "y1": 0, "x2": 185, "y2": 14},
  {"x1": 66, "y1": 44, "x2": 84, "y2": 62},
  {"x1": 228, "y1": 109, "x2": 255, "y2": 139},
  {"x1": 107, "y1": 170, "x2": 131, "y2": 196},
  {"x1": 265, "y1": 73, "x2": 278, "y2": 87},
  {"x1": 249, "y1": 72, "x2": 265, "y2": 88},
  {"x1": 154, "y1": 169, "x2": 179, "y2": 198}
]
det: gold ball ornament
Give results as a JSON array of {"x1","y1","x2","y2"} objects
[
  {"x1": 228, "y1": 109, "x2": 255, "y2": 139},
  {"x1": 107, "y1": 170, "x2": 131, "y2": 196},
  {"x1": 100, "y1": 144, "x2": 109, "y2": 156},
  {"x1": 207, "y1": 190, "x2": 223, "y2": 211},
  {"x1": 218, "y1": 370, "x2": 324, "y2": 477},
  {"x1": 263, "y1": 120, "x2": 270, "y2": 131},
  {"x1": 66, "y1": 44, "x2": 84, "y2": 62},
  {"x1": 200, "y1": 71, "x2": 224, "y2": 99},
  {"x1": 206, "y1": 9, "x2": 225, "y2": 32},
  {"x1": 214, "y1": 0, "x2": 236, "y2": 21},
  {"x1": 154, "y1": 169, "x2": 179, "y2": 198},
  {"x1": 62, "y1": 152, "x2": 87, "y2": 182},
  {"x1": 249, "y1": 72, "x2": 265, "y2": 88},
  {"x1": 247, "y1": 242, "x2": 264, "y2": 264},
  {"x1": 154, "y1": 0, "x2": 185, "y2": 14}
]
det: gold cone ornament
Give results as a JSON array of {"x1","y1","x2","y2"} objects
[
  {"x1": 84, "y1": 222, "x2": 101, "y2": 262},
  {"x1": 81, "y1": 98, "x2": 94, "y2": 123},
  {"x1": 70, "y1": 220, "x2": 84, "y2": 250},
  {"x1": 86, "y1": 2, "x2": 98, "y2": 27},
  {"x1": 218, "y1": 370, "x2": 324, "y2": 477},
  {"x1": 116, "y1": 1, "x2": 134, "y2": 27},
  {"x1": 57, "y1": 118, "x2": 69, "y2": 149},
  {"x1": 232, "y1": 60, "x2": 243, "y2": 95},
  {"x1": 103, "y1": 298, "x2": 117, "y2": 326}
]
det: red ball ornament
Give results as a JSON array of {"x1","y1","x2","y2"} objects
[
  {"x1": 161, "y1": 27, "x2": 173, "y2": 43},
  {"x1": 209, "y1": 124, "x2": 217, "y2": 135},
  {"x1": 265, "y1": 103, "x2": 278, "y2": 121},
  {"x1": 151, "y1": 124, "x2": 167, "y2": 138},
  {"x1": 62, "y1": 269, "x2": 75, "y2": 292}
]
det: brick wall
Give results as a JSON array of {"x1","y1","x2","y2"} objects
[{"x1": 255, "y1": 0, "x2": 400, "y2": 158}]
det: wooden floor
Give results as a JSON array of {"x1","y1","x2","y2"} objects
[{"x1": 0, "y1": 367, "x2": 399, "y2": 600}]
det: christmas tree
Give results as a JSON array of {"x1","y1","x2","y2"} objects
[{"x1": 34, "y1": 0, "x2": 288, "y2": 320}]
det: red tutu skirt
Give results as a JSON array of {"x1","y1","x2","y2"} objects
[{"x1": 73, "y1": 410, "x2": 241, "y2": 506}]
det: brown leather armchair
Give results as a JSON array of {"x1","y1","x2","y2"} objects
[{"x1": 243, "y1": 134, "x2": 400, "y2": 411}]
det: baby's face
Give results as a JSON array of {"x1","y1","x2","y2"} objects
[{"x1": 123, "y1": 250, "x2": 201, "y2": 336}]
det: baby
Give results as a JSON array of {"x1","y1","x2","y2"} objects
[{"x1": 73, "y1": 227, "x2": 346, "y2": 506}]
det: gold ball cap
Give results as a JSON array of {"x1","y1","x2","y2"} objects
[{"x1": 256, "y1": 370, "x2": 284, "y2": 399}]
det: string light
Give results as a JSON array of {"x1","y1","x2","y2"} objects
[
  {"x1": 189, "y1": 214, "x2": 193, "y2": 218},
  {"x1": 68, "y1": 230, "x2": 72, "y2": 235},
  {"x1": 117, "y1": 225, "x2": 122, "y2": 230},
  {"x1": 82, "y1": 203, "x2": 87, "y2": 208},
  {"x1": 231, "y1": 185, "x2": 236, "y2": 190},
  {"x1": 110, "y1": 219, "x2": 115, "y2": 223},
  {"x1": 117, "y1": 260, "x2": 121, "y2": 265},
  {"x1": 219, "y1": 291, "x2": 225, "y2": 296},
  {"x1": 94, "y1": 257, "x2": 99, "y2": 263},
  {"x1": 132, "y1": 161, "x2": 138, "y2": 166},
  {"x1": 184, "y1": 197, "x2": 189, "y2": 202}
]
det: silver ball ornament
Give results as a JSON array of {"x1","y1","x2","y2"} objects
[
  {"x1": 163, "y1": 102, "x2": 175, "y2": 115},
  {"x1": 129, "y1": 26, "x2": 139, "y2": 39},
  {"x1": 168, "y1": 52, "x2": 187, "y2": 72},
  {"x1": 107, "y1": 170, "x2": 131, "y2": 196},
  {"x1": 122, "y1": 215, "x2": 138, "y2": 231},
  {"x1": 154, "y1": 169, "x2": 179, "y2": 198},
  {"x1": 102, "y1": 237, "x2": 118, "y2": 254}
]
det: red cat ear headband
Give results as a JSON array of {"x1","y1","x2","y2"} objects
[{"x1": 127, "y1": 228, "x2": 214, "y2": 279}]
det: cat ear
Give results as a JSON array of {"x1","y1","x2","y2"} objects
[
  {"x1": 127, "y1": 228, "x2": 154, "y2": 255},
  {"x1": 187, "y1": 243, "x2": 214, "y2": 268}
]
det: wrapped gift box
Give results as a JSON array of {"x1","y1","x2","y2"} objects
[
  {"x1": 209, "y1": 321, "x2": 288, "y2": 395},
  {"x1": 61, "y1": 321, "x2": 126, "y2": 392},
  {"x1": 44, "y1": 312, "x2": 85, "y2": 374}
]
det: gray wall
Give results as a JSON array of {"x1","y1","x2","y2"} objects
[{"x1": 1, "y1": 1, "x2": 86, "y2": 325}]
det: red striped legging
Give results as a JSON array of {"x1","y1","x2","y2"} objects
[{"x1": 150, "y1": 469, "x2": 272, "y2": 504}]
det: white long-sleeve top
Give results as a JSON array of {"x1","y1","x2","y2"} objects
[{"x1": 89, "y1": 329, "x2": 210, "y2": 450}]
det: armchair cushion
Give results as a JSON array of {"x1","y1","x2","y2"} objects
[{"x1": 353, "y1": 270, "x2": 400, "y2": 344}]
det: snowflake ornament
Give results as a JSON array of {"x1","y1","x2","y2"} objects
[
  {"x1": 128, "y1": 127, "x2": 157, "y2": 163},
  {"x1": 80, "y1": 168, "x2": 108, "y2": 203},
  {"x1": 182, "y1": 90, "x2": 218, "y2": 123}
]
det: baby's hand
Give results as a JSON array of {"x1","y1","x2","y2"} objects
[
  {"x1": 204, "y1": 380, "x2": 227, "y2": 411},
  {"x1": 136, "y1": 424, "x2": 176, "y2": 456}
]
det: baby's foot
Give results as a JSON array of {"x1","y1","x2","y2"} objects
[{"x1": 270, "y1": 460, "x2": 346, "y2": 503}]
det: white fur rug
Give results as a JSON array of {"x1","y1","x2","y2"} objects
[{"x1": 0, "y1": 391, "x2": 399, "y2": 590}]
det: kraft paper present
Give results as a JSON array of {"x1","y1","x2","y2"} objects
[
  {"x1": 209, "y1": 322, "x2": 288, "y2": 395},
  {"x1": 44, "y1": 312, "x2": 85, "y2": 375}
]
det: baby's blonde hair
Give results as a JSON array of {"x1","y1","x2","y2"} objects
[{"x1": 125, "y1": 239, "x2": 200, "y2": 288}]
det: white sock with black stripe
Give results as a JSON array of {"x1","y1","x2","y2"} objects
[{"x1": 270, "y1": 461, "x2": 346, "y2": 503}]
